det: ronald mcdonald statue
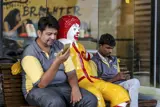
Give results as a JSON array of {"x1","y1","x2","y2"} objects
[{"x1": 58, "y1": 15, "x2": 130, "y2": 107}]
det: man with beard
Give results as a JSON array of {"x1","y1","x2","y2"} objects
[{"x1": 92, "y1": 33, "x2": 140, "y2": 107}]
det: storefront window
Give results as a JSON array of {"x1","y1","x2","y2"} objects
[
  {"x1": 2, "y1": 0, "x2": 47, "y2": 57},
  {"x1": 134, "y1": 0, "x2": 152, "y2": 87},
  {"x1": 99, "y1": 0, "x2": 135, "y2": 76},
  {"x1": 2, "y1": 0, "x2": 98, "y2": 58},
  {"x1": 98, "y1": 0, "x2": 153, "y2": 87},
  {"x1": 0, "y1": 1, "x2": 3, "y2": 57},
  {"x1": 46, "y1": 0, "x2": 99, "y2": 50},
  {"x1": 1, "y1": 0, "x2": 153, "y2": 87}
]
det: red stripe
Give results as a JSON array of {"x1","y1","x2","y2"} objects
[
  {"x1": 87, "y1": 53, "x2": 90, "y2": 60},
  {"x1": 72, "y1": 43, "x2": 93, "y2": 83},
  {"x1": 78, "y1": 76, "x2": 85, "y2": 82},
  {"x1": 113, "y1": 101, "x2": 129, "y2": 107},
  {"x1": 81, "y1": 51, "x2": 90, "y2": 61},
  {"x1": 90, "y1": 76, "x2": 99, "y2": 79},
  {"x1": 78, "y1": 76, "x2": 100, "y2": 82}
]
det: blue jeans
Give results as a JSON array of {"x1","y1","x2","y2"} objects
[{"x1": 26, "y1": 83, "x2": 97, "y2": 107}]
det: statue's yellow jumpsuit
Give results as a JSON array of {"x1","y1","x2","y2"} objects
[{"x1": 70, "y1": 42, "x2": 130, "y2": 107}]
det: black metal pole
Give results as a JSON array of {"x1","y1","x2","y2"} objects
[
  {"x1": 0, "y1": 0, "x2": 3, "y2": 57},
  {"x1": 155, "y1": 0, "x2": 160, "y2": 88},
  {"x1": 151, "y1": 0, "x2": 160, "y2": 87}
]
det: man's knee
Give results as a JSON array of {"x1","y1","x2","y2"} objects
[
  {"x1": 82, "y1": 91, "x2": 98, "y2": 107},
  {"x1": 42, "y1": 96, "x2": 66, "y2": 107},
  {"x1": 131, "y1": 78, "x2": 140, "y2": 88},
  {"x1": 27, "y1": 88, "x2": 66, "y2": 107},
  {"x1": 88, "y1": 94, "x2": 98, "y2": 106}
]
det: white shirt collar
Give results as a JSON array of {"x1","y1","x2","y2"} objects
[
  {"x1": 98, "y1": 52, "x2": 107, "y2": 62},
  {"x1": 97, "y1": 52, "x2": 113, "y2": 63}
]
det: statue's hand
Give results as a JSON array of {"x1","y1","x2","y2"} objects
[{"x1": 81, "y1": 51, "x2": 91, "y2": 61}]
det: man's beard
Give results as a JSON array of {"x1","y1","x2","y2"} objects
[{"x1": 105, "y1": 53, "x2": 111, "y2": 57}]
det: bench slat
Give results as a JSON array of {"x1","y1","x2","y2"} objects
[
  {"x1": 4, "y1": 92, "x2": 23, "y2": 97},
  {"x1": 5, "y1": 96, "x2": 24, "y2": 101},
  {"x1": 3, "y1": 79, "x2": 21, "y2": 84},
  {"x1": 4, "y1": 88, "x2": 22, "y2": 93},
  {"x1": 3, "y1": 84, "x2": 21, "y2": 88}
]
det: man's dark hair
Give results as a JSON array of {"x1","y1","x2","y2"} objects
[
  {"x1": 99, "y1": 33, "x2": 116, "y2": 47},
  {"x1": 38, "y1": 15, "x2": 59, "y2": 32}
]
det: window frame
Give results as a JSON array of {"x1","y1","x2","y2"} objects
[{"x1": 0, "y1": 0, "x2": 3, "y2": 57}]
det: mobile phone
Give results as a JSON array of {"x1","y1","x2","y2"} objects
[
  {"x1": 62, "y1": 43, "x2": 71, "y2": 54},
  {"x1": 57, "y1": 43, "x2": 71, "y2": 57}
]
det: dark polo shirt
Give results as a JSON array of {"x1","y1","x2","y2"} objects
[
  {"x1": 21, "y1": 39, "x2": 67, "y2": 98},
  {"x1": 91, "y1": 53, "x2": 119, "y2": 80}
]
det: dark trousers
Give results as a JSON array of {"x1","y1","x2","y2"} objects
[{"x1": 26, "y1": 83, "x2": 97, "y2": 107}]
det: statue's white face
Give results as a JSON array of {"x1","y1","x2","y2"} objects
[{"x1": 67, "y1": 23, "x2": 80, "y2": 42}]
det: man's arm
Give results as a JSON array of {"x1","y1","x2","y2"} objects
[
  {"x1": 64, "y1": 56, "x2": 82, "y2": 104},
  {"x1": 107, "y1": 72, "x2": 128, "y2": 83},
  {"x1": 67, "y1": 71, "x2": 82, "y2": 103},
  {"x1": 38, "y1": 58, "x2": 62, "y2": 88},
  {"x1": 107, "y1": 76, "x2": 119, "y2": 83},
  {"x1": 21, "y1": 56, "x2": 63, "y2": 88},
  {"x1": 39, "y1": 48, "x2": 70, "y2": 88},
  {"x1": 22, "y1": 48, "x2": 70, "y2": 88}
]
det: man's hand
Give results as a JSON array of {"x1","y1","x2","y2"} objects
[
  {"x1": 70, "y1": 87, "x2": 82, "y2": 106},
  {"x1": 114, "y1": 72, "x2": 128, "y2": 81},
  {"x1": 125, "y1": 74, "x2": 131, "y2": 80},
  {"x1": 122, "y1": 71, "x2": 131, "y2": 80},
  {"x1": 56, "y1": 48, "x2": 70, "y2": 64}
]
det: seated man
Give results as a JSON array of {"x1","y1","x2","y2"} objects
[
  {"x1": 92, "y1": 33, "x2": 140, "y2": 107},
  {"x1": 21, "y1": 15, "x2": 97, "y2": 107}
]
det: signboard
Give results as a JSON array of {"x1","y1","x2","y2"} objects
[{"x1": 3, "y1": 0, "x2": 46, "y2": 23}]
